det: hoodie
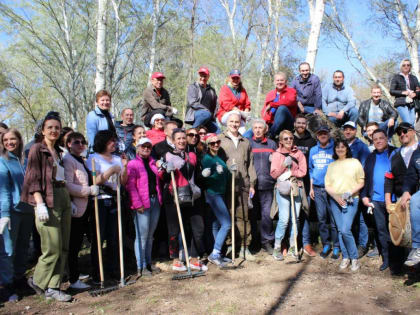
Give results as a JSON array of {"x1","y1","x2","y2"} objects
[{"x1": 308, "y1": 139, "x2": 334, "y2": 187}]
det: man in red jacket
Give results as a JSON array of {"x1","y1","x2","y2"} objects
[
  {"x1": 261, "y1": 72, "x2": 297, "y2": 140},
  {"x1": 216, "y1": 69, "x2": 251, "y2": 134}
]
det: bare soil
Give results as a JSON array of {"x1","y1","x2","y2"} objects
[{"x1": 2, "y1": 246, "x2": 420, "y2": 315}]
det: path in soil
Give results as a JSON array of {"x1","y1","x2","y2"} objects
[{"x1": 2, "y1": 249, "x2": 420, "y2": 315}]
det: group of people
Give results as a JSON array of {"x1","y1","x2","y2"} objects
[{"x1": 0, "y1": 58, "x2": 419, "y2": 304}]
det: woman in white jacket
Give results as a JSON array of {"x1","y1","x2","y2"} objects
[{"x1": 63, "y1": 132, "x2": 98, "y2": 290}]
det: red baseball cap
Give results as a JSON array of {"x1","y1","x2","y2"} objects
[
  {"x1": 151, "y1": 72, "x2": 165, "y2": 79},
  {"x1": 198, "y1": 67, "x2": 210, "y2": 75}
]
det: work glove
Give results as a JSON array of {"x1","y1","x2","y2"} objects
[
  {"x1": 283, "y1": 156, "x2": 293, "y2": 168},
  {"x1": 71, "y1": 202, "x2": 78, "y2": 216},
  {"x1": 202, "y1": 168, "x2": 211, "y2": 177},
  {"x1": 0, "y1": 217, "x2": 10, "y2": 234},
  {"x1": 172, "y1": 107, "x2": 178, "y2": 115},
  {"x1": 90, "y1": 185, "x2": 99, "y2": 196},
  {"x1": 229, "y1": 162, "x2": 238, "y2": 172},
  {"x1": 241, "y1": 110, "x2": 251, "y2": 120},
  {"x1": 216, "y1": 163, "x2": 224, "y2": 174},
  {"x1": 36, "y1": 203, "x2": 49, "y2": 223},
  {"x1": 367, "y1": 206, "x2": 374, "y2": 215},
  {"x1": 166, "y1": 161, "x2": 176, "y2": 173}
]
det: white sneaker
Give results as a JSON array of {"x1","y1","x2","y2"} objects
[
  {"x1": 78, "y1": 274, "x2": 89, "y2": 280},
  {"x1": 339, "y1": 258, "x2": 350, "y2": 270},
  {"x1": 351, "y1": 259, "x2": 360, "y2": 272},
  {"x1": 69, "y1": 280, "x2": 91, "y2": 290},
  {"x1": 190, "y1": 260, "x2": 208, "y2": 272}
]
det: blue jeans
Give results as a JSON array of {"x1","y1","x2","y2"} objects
[
  {"x1": 300, "y1": 194, "x2": 311, "y2": 246},
  {"x1": 397, "y1": 105, "x2": 415, "y2": 125},
  {"x1": 132, "y1": 196, "x2": 161, "y2": 269},
  {"x1": 192, "y1": 109, "x2": 221, "y2": 134},
  {"x1": 330, "y1": 198, "x2": 359, "y2": 259},
  {"x1": 269, "y1": 106, "x2": 294, "y2": 138},
  {"x1": 205, "y1": 192, "x2": 231, "y2": 254},
  {"x1": 304, "y1": 106, "x2": 316, "y2": 113},
  {"x1": 313, "y1": 186, "x2": 339, "y2": 248},
  {"x1": 357, "y1": 210, "x2": 369, "y2": 248},
  {"x1": 327, "y1": 107, "x2": 358, "y2": 127},
  {"x1": 410, "y1": 191, "x2": 420, "y2": 249},
  {"x1": 274, "y1": 191, "x2": 301, "y2": 247},
  {"x1": 378, "y1": 119, "x2": 395, "y2": 139}
]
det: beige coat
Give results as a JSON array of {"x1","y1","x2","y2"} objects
[
  {"x1": 63, "y1": 153, "x2": 91, "y2": 217},
  {"x1": 218, "y1": 132, "x2": 257, "y2": 190}
]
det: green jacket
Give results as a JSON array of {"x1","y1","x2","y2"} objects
[{"x1": 201, "y1": 153, "x2": 229, "y2": 195}]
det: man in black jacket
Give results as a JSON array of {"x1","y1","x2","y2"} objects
[
  {"x1": 293, "y1": 114, "x2": 317, "y2": 256},
  {"x1": 358, "y1": 86, "x2": 398, "y2": 138},
  {"x1": 185, "y1": 67, "x2": 219, "y2": 133},
  {"x1": 152, "y1": 121, "x2": 178, "y2": 160},
  {"x1": 249, "y1": 119, "x2": 277, "y2": 254}
]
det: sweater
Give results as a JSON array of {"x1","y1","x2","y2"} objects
[
  {"x1": 325, "y1": 158, "x2": 365, "y2": 197},
  {"x1": 0, "y1": 152, "x2": 25, "y2": 217},
  {"x1": 308, "y1": 139, "x2": 335, "y2": 187},
  {"x1": 126, "y1": 155, "x2": 163, "y2": 210},
  {"x1": 290, "y1": 73, "x2": 322, "y2": 109},
  {"x1": 201, "y1": 153, "x2": 229, "y2": 195},
  {"x1": 322, "y1": 84, "x2": 356, "y2": 114}
]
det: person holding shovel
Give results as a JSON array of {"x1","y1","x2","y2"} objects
[
  {"x1": 325, "y1": 139, "x2": 365, "y2": 272},
  {"x1": 270, "y1": 130, "x2": 307, "y2": 260}
]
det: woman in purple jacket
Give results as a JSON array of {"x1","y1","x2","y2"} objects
[{"x1": 126, "y1": 138, "x2": 162, "y2": 277}]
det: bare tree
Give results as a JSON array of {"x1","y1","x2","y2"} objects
[
  {"x1": 219, "y1": 0, "x2": 238, "y2": 65},
  {"x1": 95, "y1": 0, "x2": 108, "y2": 92},
  {"x1": 272, "y1": 0, "x2": 283, "y2": 73},
  {"x1": 305, "y1": 0, "x2": 325, "y2": 71}
]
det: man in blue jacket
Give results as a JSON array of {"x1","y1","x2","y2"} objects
[
  {"x1": 290, "y1": 62, "x2": 322, "y2": 115},
  {"x1": 115, "y1": 108, "x2": 135, "y2": 155},
  {"x1": 322, "y1": 70, "x2": 358, "y2": 127},
  {"x1": 342, "y1": 121, "x2": 371, "y2": 257},
  {"x1": 249, "y1": 119, "x2": 277, "y2": 254},
  {"x1": 401, "y1": 146, "x2": 420, "y2": 267},
  {"x1": 309, "y1": 126, "x2": 339, "y2": 258}
]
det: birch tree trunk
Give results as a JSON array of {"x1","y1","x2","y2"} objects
[
  {"x1": 305, "y1": 0, "x2": 325, "y2": 72},
  {"x1": 148, "y1": 0, "x2": 161, "y2": 81},
  {"x1": 272, "y1": 0, "x2": 282, "y2": 73},
  {"x1": 95, "y1": 0, "x2": 108, "y2": 93},
  {"x1": 219, "y1": 0, "x2": 238, "y2": 66},
  {"x1": 256, "y1": 0, "x2": 273, "y2": 112},
  {"x1": 330, "y1": 0, "x2": 392, "y2": 102},
  {"x1": 394, "y1": 0, "x2": 420, "y2": 78}
]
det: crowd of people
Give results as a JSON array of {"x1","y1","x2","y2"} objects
[{"x1": 0, "y1": 59, "x2": 419, "y2": 303}]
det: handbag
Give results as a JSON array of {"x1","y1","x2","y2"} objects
[{"x1": 177, "y1": 185, "x2": 193, "y2": 206}]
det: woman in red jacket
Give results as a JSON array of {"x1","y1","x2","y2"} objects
[
  {"x1": 261, "y1": 72, "x2": 297, "y2": 139},
  {"x1": 216, "y1": 69, "x2": 251, "y2": 134}
]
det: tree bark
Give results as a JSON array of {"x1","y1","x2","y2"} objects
[
  {"x1": 95, "y1": 0, "x2": 108, "y2": 93},
  {"x1": 305, "y1": 0, "x2": 325, "y2": 72},
  {"x1": 272, "y1": 0, "x2": 282, "y2": 73},
  {"x1": 219, "y1": 0, "x2": 238, "y2": 66}
]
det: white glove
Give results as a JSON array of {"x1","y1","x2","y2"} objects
[
  {"x1": 166, "y1": 161, "x2": 176, "y2": 172},
  {"x1": 240, "y1": 110, "x2": 251, "y2": 120},
  {"x1": 367, "y1": 206, "x2": 374, "y2": 215},
  {"x1": 283, "y1": 156, "x2": 293, "y2": 167},
  {"x1": 90, "y1": 185, "x2": 99, "y2": 196},
  {"x1": 71, "y1": 202, "x2": 78, "y2": 216},
  {"x1": 172, "y1": 107, "x2": 178, "y2": 115},
  {"x1": 216, "y1": 163, "x2": 224, "y2": 174},
  {"x1": 36, "y1": 203, "x2": 49, "y2": 223},
  {"x1": 0, "y1": 217, "x2": 10, "y2": 234},
  {"x1": 202, "y1": 168, "x2": 211, "y2": 177}
]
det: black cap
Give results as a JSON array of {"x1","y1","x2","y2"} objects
[
  {"x1": 395, "y1": 122, "x2": 414, "y2": 133},
  {"x1": 316, "y1": 125, "x2": 330, "y2": 134}
]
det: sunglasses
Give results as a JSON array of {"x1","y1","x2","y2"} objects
[
  {"x1": 397, "y1": 129, "x2": 411, "y2": 136},
  {"x1": 402, "y1": 64, "x2": 411, "y2": 67},
  {"x1": 187, "y1": 133, "x2": 200, "y2": 138},
  {"x1": 140, "y1": 145, "x2": 152, "y2": 149},
  {"x1": 72, "y1": 140, "x2": 86, "y2": 145},
  {"x1": 209, "y1": 140, "x2": 221, "y2": 146},
  {"x1": 282, "y1": 137, "x2": 294, "y2": 141},
  {"x1": 199, "y1": 132, "x2": 207, "y2": 136}
]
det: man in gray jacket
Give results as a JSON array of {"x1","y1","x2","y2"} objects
[{"x1": 185, "y1": 67, "x2": 220, "y2": 133}]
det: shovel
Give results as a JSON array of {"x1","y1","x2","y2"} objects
[
  {"x1": 290, "y1": 180, "x2": 301, "y2": 263},
  {"x1": 170, "y1": 171, "x2": 206, "y2": 280}
]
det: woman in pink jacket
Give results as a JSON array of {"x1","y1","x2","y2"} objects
[
  {"x1": 126, "y1": 137, "x2": 162, "y2": 277},
  {"x1": 270, "y1": 130, "x2": 306, "y2": 261}
]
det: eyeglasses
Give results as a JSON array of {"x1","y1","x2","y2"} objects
[
  {"x1": 154, "y1": 118, "x2": 165, "y2": 122},
  {"x1": 199, "y1": 132, "x2": 207, "y2": 136},
  {"x1": 282, "y1": 137, "x2": 294, "y2": 141},
  {"x1": 402, "y1": 64, "x2": 411, "y2": 67},
  {"x1": 209, "y1": 140, "x2": 221, "y2": 146},
  {"x1": 397, "y1": 129, "x2": 411, "y2": 136},
  {"x1": 140, "y1": 145, "x2": 152, "y2": 149},
  {"x1": 187, "y1": 133, "x2": 200, "y2": 138},
  {"x1": 72, "y1": 140, "x2": 86, "y2": 145}
]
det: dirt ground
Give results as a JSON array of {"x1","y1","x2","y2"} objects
[{"x1": 2, "y1": 246, "x2": 420, "y2": 315}]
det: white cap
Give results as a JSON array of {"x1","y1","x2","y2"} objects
[
  {"x1": 342, "y1": 121, "x2": 356, "y2": 129},
  {"x1": 151, "y1": 113, "x2": 165, "y2": 125},
  {"x1": 136, "y1": 137, "x2": 152, "y2": 147}
]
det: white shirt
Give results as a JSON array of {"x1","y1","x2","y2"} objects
[
  {"x1": 401, "y1": 143, "x2": 418, "y2": 168},
  {"x1": 87, "y1": 153, "x2": 122, "y2": 199},
  {"x1": 54, "y1": 157, "x2": 65, "y2": 181},
  {"x1": 228, "y1": 131, "x2": 239, "y2": 148}
]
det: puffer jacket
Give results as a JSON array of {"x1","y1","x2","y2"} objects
[
  {"x1": 357, "y1": 98, "x2": 398, "y2": 128},
  {"x1": 249, "y1": 137, "x2": 277, "y2": 190},
  {"x1": 270, "y1": 145, "x2": 307, "y2": 180},
  {"x1": 126, "y1": 155, "x2": 162, "y2": 210},
  {"x1": 218, "y1": 132, "x2": 257, "y2": 190}
]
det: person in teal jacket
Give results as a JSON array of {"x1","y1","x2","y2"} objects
[
  {"x1": 201, "y1": 133, "x2": 231, "y2": 266},
  {"x1": 0, "y1": 129, "x2": 29, "y2": 302}
]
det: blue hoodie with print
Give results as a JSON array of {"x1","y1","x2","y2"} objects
[{"x1": 309, "y1": 139, "x2": 334, "y2": 187}]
